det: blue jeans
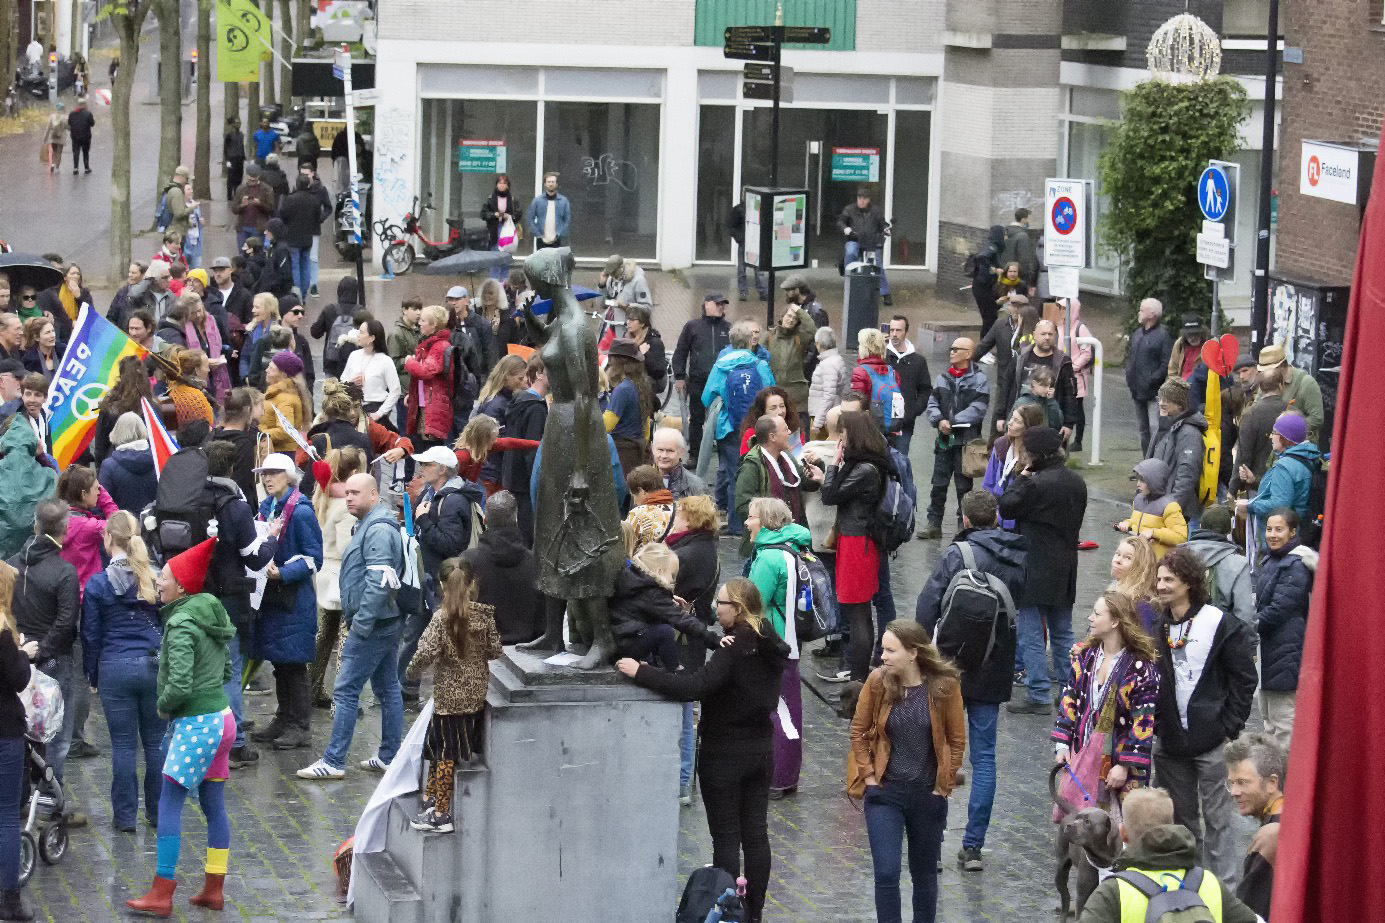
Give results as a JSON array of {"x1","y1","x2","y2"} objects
[
  {"x1": 0, "y1": 736, "x2": 21, "y2": 890},
  {"x1": 961, "y1": 702, "x2": 999, "y2": 849},
  {"x1": 680, "y1": 704, "x2": 695, "y2": 790},
  {"x1": 237, "y1": 226, "x2": 257, "y2": 248},
  {"x1": 290, "y1": 246, "x2": 313, "y2": 297},
  {"x1": 871, "y1": 554, "x2": 896, "y2": 666},
  {"x1": 844, "y1": 240, "x2": 890, "y2": 296},
  {"x1": 223, "y1": 633, "x2": 246, "y2": 748},
  {"x1": 737, "y1": 244, "x2": 766, "y2": 299},
  {"x1": 863, "y1": 782, "x2": 946, "y2": 923},
  {"x1": 309, "y1": 235, "x2": 320, "y2": 292},
  {"x1": 324, "y1": 617, "x2": 404, "y2": 770},
  {"x1": 1016, "y1": 604, "x2": 1076, "y2": 704},
  {"x1": 890, "y1": 431, "x2": 912, "y2": 455},
  {"x1": 44, "y1": 653, "x2": 76, "y2": 783},
  {"x1": 715, "y1": 433, "x2": 742, "y2": 535},
  {"x1": 97, "y1": 655, "x2": 167, "y2": 828}
]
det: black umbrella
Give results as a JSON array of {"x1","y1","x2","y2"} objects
[
  {"x1": 420, "y1": 249, "x2": 514, "y2": 277},
  {"x1": 0, "y1": 253, "x2": 63, "y2": 293}
]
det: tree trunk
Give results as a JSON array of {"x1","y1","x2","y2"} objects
[
  {"x1": 262, "y1": 0, "x2": 275, "y2": 103},
  {"x1": 155, "y1": 0, "x2": 182, "y2": 205},
  {"x1": 0, "y1": 0, "x2": 13, "y2": 100},
  {"x1": 277, "y1": 0, "x2": 291, "y2": 110},
  {"x1": 225, "y1": 80, "x2": 241, "y2": 189},
  {"x1": 246, "y1": 73, "x2": 259, "y2": 160},
  {"x1": 192, "y1": 0, "x2": 211, "y2": 200},
  {"x1": 70, "y1": 0, "x2": 81, "y2": 58},
  {"x1": 111, "y1": 1, "x2": 154, "y2": 279}
]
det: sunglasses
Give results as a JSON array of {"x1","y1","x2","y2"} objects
[
  {"x1": 286, "y1": 308, "x2": 303, "y2": 315},
  {"x1": 20, "y1": 295, "x2": 36, "y2": 302},
  {"x1": 948, "y1": 345, "x2": 966, "y2": 352}
]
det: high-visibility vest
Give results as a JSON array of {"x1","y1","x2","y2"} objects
[{"x1": 1116, "y1": 866, "x2": 1223, "y2": 923}]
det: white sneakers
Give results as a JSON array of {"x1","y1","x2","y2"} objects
[
  {"x1": 296, "y1": 759, "x2": 346, "y2": 780},
  {"x1": 359, "y1": 756, "x2": 390, "y2": 773}
]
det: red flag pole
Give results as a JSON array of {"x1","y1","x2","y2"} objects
[{"x1": 1271, "y1": 127, "x2": 1385, "y2": 920}]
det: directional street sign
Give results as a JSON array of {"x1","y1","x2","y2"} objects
[
  {"x1": 744, "y1": 80, "x2": 793, "y2": 103},
  {"x1": 783, "y1": 26, "x2": 831, "y2": 44},
  {"x1": 1198, "y1": 165, "x2": 1231, "y2": 222},
  {"x1": 725, "y1": 26, "x2": 774, "y2": 43},
  {"x1": 724, "y1": 42, "x2": 773, "y2": 61},
  {"x1": 743, "y1": 62, "x2": 776, "y2": 81}
]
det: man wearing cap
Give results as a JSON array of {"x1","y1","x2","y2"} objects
[
  {"x1": 780, "y1": 275, "x2": 830, "y2": 331},
  {"x1": 0, "y1": 358, "x2": 24, "y2": 418},
  {"x1": 1255, "y1": 344, "x2": 1323, "y2": 444},
  {"x1": 1237, "y1": 411, "x2": 1320, "y2": 547},
  {"x1": 400, "y1": 445, "x2": 483, "y2": 705},
  {"x1": 525, "y1": 171, "x2": 571, "y2": 249},
  {"x1": 838, "y1": 187, "x2": 892, "y2": 305},
  {"x1": 1168, "y1": 319, "x2": 1211, "y2": 411},
  {"x1": 1125, "y1": 297, "x2": 1173, "y2": 453},
  {"x1": 298, "y1": 473, "x2": 406, "y2": 780},
  {"x1": 1230, "y1": 362, "x2": 1287, "y2": 498},
  {"x1": 231, "y1": 162, "x2": 277, "y2": 247},
  {"x1": 999, "y1": 426, "x2": 1087, "y2": 714},
  {"x1": 672, "y1": 292, "x2": 732, "y2": 466},
  {"x1": 160, "y1": 166, "x2": 194, "y2": 240},
  {"x1": 1148, "y1": 377, "x2": 1209, "y2": 528},
  {"x1": 447, "y1": 284, "x2": 496, "y2": 379},
  {"x1": 248, "y1": 453, "x2": 323, "y2": 751},
  {"x1": 206, "y1": 256, "x2": 252, "y2": 330}
]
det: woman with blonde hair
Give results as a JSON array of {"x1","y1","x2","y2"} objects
[
  {"x1": 476, "y1": 278, "x2": 507, "y2": 332},
  {"x1": 0, "y1": 558, "x2": 35, "y2": 919},
  {"x1": 179, "y1": 291, "x2": 230, "y2": 403},
  {"x1": 240, "y1": 292, "x2": 281, "y2": 381},
  {"x1": 310, "y1": 446, "x2": 369, "y2": 707},
  {"x1": 1052, "y1": 591, "x2": 1160, "y2": 803},
  {"x1": 81, "y1": 510, "x2": 168, "y2": 832},
  {"x1": 850, "y1": 619, "x2": 966, "y2": 923},
  {"x1": 849, "y1": 326, "x2": 901, "y2": 420},
  {"x1": 617, "y1": 577, "x2": 790, "y2": 923},
  {"x1": 1109, "y1": 536, "x2": 1160, "y2": 633}
]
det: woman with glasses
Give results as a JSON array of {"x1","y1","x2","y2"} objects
[{"x1": 616, "y1": 577, "x2": 789, "y2": 923}]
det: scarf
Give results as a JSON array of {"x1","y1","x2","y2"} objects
[
  {"x1": 948, "y1": 364, "x2": 968, "y2": 378},
  {"x1": 59, "y1": 285, "x2": 79, "y2": 321}
]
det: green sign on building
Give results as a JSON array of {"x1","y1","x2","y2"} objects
[
  {"x1": 831, "y1": 147, "x2": 880, "y2": 183},
  {"x1": 458, "y1": 139, "x2": 507, "y2": 173}
]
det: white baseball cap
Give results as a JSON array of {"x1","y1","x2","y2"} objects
[
  {"x1": 445, "y1": 285, "x2": 469, "y2": 300},
  {"x1": 412, "y1": 446, "x2": 458, "y2": 469},
  {"x1": 252, "y1": 452, "x2": 300, "y2": 476}
]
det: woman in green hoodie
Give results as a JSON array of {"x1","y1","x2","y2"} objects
[
  {"x1": 126, "y1": 538, "x2": 238, "y2": 918},
  {"x1": 746, "y1": 496, "x2": 812, "y2": 798}
]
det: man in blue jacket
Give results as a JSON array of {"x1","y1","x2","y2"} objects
[
  {"x1": 526, "y1": 171, "x2": 571, "y2": 249},
  {"x1": 298, "y1": 474, "x2": 405, "y2": 780},
  {"x1": 916, "y1": 489, "x2": 1024, "y2": 872},
  {"x1": 702, "y1": 320, "x2": 775, "y2": 536},
  {"x1": 919, "y1": 337, "x2": 989, "y2": 538}
]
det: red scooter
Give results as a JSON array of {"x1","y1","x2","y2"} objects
[{"x1": 382, "y1": 195, "x2": 487, "y2": 275}]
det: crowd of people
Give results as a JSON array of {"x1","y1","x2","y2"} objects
[{"x1": 0, "y1": 185, "x2": 1321, "y2": 923}]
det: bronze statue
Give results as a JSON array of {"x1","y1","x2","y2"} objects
[{"x1": 516, "y1": 248, "x2": 625, "y2": 668}]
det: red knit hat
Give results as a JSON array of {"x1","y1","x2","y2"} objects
[{"x1": 167, "y1": 537, "x2": 216, "y2": 595}]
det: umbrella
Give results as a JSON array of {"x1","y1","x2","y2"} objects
[
  {"x1": 529, "y1": 284, "x2": 602, "y2": 316},
  {"x1": 420, "y1": 249, "x2": 514, "y2": 276},
  {"x1": 0, "y1": 253, "x2": 63, "y2": 292}
]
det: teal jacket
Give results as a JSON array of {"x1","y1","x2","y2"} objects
[
  {"x1": 1248, "y1": 441, "x2": 1320, "y2": 545},
  {"x1": 748, "y1": 523, "x2": 812, "y2": 652},
  {"x1": 701, "y1": 349, "x2": 775, "y2": 441},
  {"x1": 339, "y1": 500, "x2": 405, "y2": 638},
  {"x1": 157, "y1": 593, "x2": 235, "y2": 719}
]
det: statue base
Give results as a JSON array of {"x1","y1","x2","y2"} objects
[{"x1": 351, "y1": 647, "x2": 682, "y2": 922}]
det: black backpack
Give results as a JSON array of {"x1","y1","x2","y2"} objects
[
  {"x1": 143, "y1": 448, "x2": 234, "y2": 586},
  {"x1": 932, "y1": 542, "x2": 1016, "y2": 673},
  {"x1": 448, "y1": 327, "x2": 480, "y2": 405},
  {"x1": 323, "y1": 308, "x2": 358, "y2": 367},
  {"x1": 1285, "y1": 454, "x2": 1328, "y2": 549},
  {"x1": 1113, "y1": 867, "x2": 1215, "y2": 923},
  {"x1": 764, "y1": 543, "x2": 838, "y2": 644},
  {"x1": 676, "y1": 865, "x2": 744, "y2": 923}
]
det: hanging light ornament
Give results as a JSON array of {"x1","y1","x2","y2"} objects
[{"x1": 1146, "y1": 12, "x2": 1223, "y2": 81}]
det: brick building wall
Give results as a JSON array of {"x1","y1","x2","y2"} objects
[{"x1": 1275, "y1": 0, "x2": 1385, "y2": 285}]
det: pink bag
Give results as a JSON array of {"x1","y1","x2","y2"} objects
[{"x1": 1052, "y1": 666, "x2": 1119, "y2": 824}]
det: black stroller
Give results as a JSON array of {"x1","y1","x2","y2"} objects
[{"x1": 17, "y1": 736, "x2": 68, "y2": 887}]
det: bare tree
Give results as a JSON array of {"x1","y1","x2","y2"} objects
[
  {"x1": 246, "y1": 67, "x2": 259, "y2": 159},
  {"x1": 155, "y1": 0, "x2": 182, "y2": 202},
  {"x1": 104, "y1": 0, "x2": 156, "y2": 277},
  {"x1": 225, "y1": 80, "x2": 241, "y2": 194},
  {"x1": 0, "y1": 0, "x2": 15, "y2": 99},
  {"x1": 277, "y1": 0, "x2": 291, "y2": 109},
  {"x1": 261, "y1": 0, "x2": 275, "y2": 102},
  {"x1": 193, "y1": 0, "x2": 211, "y2": 200}
]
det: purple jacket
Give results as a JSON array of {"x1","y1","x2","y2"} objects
[
  {"x1": 982, "y1": 437, "x2": 1018, "y2": 529},
  {"x1": 61, "y1": 487, "x2": 119, "y2": 593}
]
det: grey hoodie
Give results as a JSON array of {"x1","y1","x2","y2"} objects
[{"x1": 1184, "y1": 528, "x2": 1255, "y2": 627}]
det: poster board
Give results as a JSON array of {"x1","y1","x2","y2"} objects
[{"x1": 745, "y1": 186, "x2": 810, "y2": 271}]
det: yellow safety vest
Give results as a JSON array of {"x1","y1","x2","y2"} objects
[{"x1": 1117, "y1": 866, "x2": 1224, "y2": 923}]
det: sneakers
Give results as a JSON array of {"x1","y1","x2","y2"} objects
[
  {"x1": 678, "y1": 784, "x2": 693, "y2": 808},
  {"x1": 359, "y1": 756, "x2": 390, "y2": 773},
  {"x1": 957, "y1": 847, "x2": 983, "y2": 871},
  {"x1": 815, "y1": 669, "x2": 852, "y2": 683},
  {"x1": 1005, "y1": 699, "x2": 1051, "y2": 715},
  {"x1": 250, "y1": 718, "x2": 283, "y2": 742},
  {"x1": 308, "y1": 284, "x2": 320, "y2": 297},
  {"x1": 1013, "y1": 670, "x2": 1027, "y2": 686},
  {"x1": 917, "y1": 524, "x2": 942, "y2": 540},
  {"x1": 228, "y1": 745, "x2": 260, "y2": 768},
  {"x1": 296, "y1": 759, "x2": 346, "y2": 780},
  {"x1": 767, "y1": 786, "x2": 796, "y2": 801},
  {"x1": 409, "y1": 807, "x2": 454, "y2": 834}
]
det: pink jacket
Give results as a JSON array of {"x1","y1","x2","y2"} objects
[
  {"x1": 62, "y1": 486, "x2": 118, "y2": 594},
  {"x1": 1058, "y1": 299, "x2": 1095, "y2": 399}
]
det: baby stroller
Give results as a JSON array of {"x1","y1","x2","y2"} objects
[{"x1": 17, "y1": 737, "x2": 68, "y2": 887}]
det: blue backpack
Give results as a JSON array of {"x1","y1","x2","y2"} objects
[
  {"x1": 723, "y1": 361, "x2": 764, "y2": 433},
  {"x1": 155, "y1": 187, "x2": 174, "y2": 232},
  {"x1": 864, "y1": 364, "x2": 903, "y2": 434},
  {"x1": 877, "y1": 472, "x2": 916, "y2": 555}
]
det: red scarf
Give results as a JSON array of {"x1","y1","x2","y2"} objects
[{"x1": 948, "y1": 364, "x2": 969, "y2": 378}]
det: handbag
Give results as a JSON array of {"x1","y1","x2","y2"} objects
[
  {"x1": 21, "y1": 666, "x2": 65, "y2": 744},
  {"x1": 961, "y1": 438, "x2": 989, "y2": 478},
  {"x1": 1052, "y1": 655, "x2": 1122, "y2": 823},
  {"x1": 497, "y1": 216, "x2": 518, "y2": 253}
]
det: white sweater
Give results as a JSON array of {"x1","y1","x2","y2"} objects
[{"x1": 341, "y1": 349, "x2": 401, "y2": 421}]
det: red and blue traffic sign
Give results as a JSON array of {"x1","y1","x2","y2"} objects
[{"x1": 1051, "y1": 197, "x2": 1078, "y2": 235}]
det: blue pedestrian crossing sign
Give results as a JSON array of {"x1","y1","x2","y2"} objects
[{"x1": 1199, "y1": 166, "x2": 1230, "y2": 222}]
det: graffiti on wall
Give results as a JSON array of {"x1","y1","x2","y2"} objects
[
  {"x1": 373, "y1": 105, "x2": 414, "y2": 227},
  {"x1": 581, "y1": 153, "x2": 637, "y2": 192}
]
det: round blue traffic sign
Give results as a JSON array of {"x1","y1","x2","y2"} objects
[
  {"x1": 1198, "y1": 166, "x2": 1230, "y2": 222},
  {"x1": 1051, "y1": 197, "x2": 1078, "y2": 235}
]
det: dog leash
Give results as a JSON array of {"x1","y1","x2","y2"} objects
[{"x1": 1062, "y1": 762, "x2": 1095, "y2": 804}]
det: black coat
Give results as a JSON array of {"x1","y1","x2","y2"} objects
[
  {"x1": 886, "y1": 347, "x2": 931, "y2": 433},
  {"x1": 642, "y1": 328, "x2": 668, "y2": 397},
  {"x1": 67, "y1": 107, "x2": 95, "y2": 142},
  {"x1": 257, "y1": 240, "x2": 293, "y2": 297},
  {"x1": 837, "y1": 202, "x2": 889, "y2": 251},
  {"x1": 915, "y1": 527, "x2": 1025, "y2": 704},
  {"x1": 155, "y1": 318, "x2": 187, "y2": 349},
  {"x1": 36, "y1": 286, "x2": 89, "y2": 342},
  {"x1": 416, "y1": 478, "x2": 485, "y2": 573},
  {"x1": 278, "y1": 189, "x2": 325, "y2": 249},
  {"x1": 481, "y1": 188, "x2": 524, "y2": 249},
  {"x1": 207, "y1": 283, "x2": 253, "y2": 327},
  {"x1": 669, "y1": 528, "x2": 719, "y2": 626},
  {"x1": 1153, "y1": 605, "x2": 1258, "y2": 759},
  {"x1": 820, "y1": 457, "x2": 888, "y2": 539},
  {"x1": 210, "y1": 425, "x2": 259, "y2": 506},
  {"x1": 997, "y1": 455, "x2": 1087, "y2": 606},
  {"x1": 500, "y1": 390, "x2": 547, "y2": 544},
  {"x1": 671, "y1": 313, "x2": 731, "y2": 386},
  {"x1": 462, "y1": 526, "x2": 541, "y2": 645},
  {"x1": 1004, "y1": 346, "x2": 1079, "y2": 427},
  {"x1": 0, "y1": 632, "x2": 30, "y2": 739},
  {"x1": 1126, "y1": 322, "x2": 1173, "y2": 402},
  {"x1": 630, "y1": 624, "x2": 790, "y2": 756},
  {"x1": 607, "y1": 562, "x2": 715, "y2": 645},
  {"x1": 9, "y1": 536, "x2": 80, "y2": 664},
  {"x1": 1254, "y1": 542, "x2": 1314, "y2": 692}
]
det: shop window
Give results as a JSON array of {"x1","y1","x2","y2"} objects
[
  {"x1": 894, "y1": 78, "x2": 936, "y2": 107},
  {"x1": 891, "y1": 110, "x2": 931, "y2": 267},
  {"x1": 696, "y1": 106, "x2": 737, "y2": 261},
  {"x1": 542, "y1": 102, "x2": 662, "y2": 259},
  {"x1": 419, "y1": 99, "x2": 539, "y2": 242}
]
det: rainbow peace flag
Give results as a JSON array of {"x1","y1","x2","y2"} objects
[{"x1": 44, "y1": 304, "x2": 147, "y2": 469}]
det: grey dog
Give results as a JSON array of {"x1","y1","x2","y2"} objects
[{"x1": 1050, "y1": 763, "x2": 1122, "y2": 918}]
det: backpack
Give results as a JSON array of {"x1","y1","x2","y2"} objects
[
  {"x1": 1285, "y1": 454, "x2": 1328, "y2": 549},
  {"x1": 323, "y1": 308, "x2": 358, "y2": 367},
  {"x1": 863, "y1": 363, "x2": 904, "y2": 434},
  {"x1": 677, "y1": 865, "x2": 744, "y2": 923},
  {"x1": 875, "y1": 465, "x2": 916, "y2": 555},
  {"x1": 766, "y1": 543, "x2": 838, "y2": 644},
  {"x1": 932, "y1": 542, "x2": 1017, "y2": 673},
  {"x1": 1114, "y1": 867, "x2": 1216, "y2": 923},
  {"x1": 144, "y1": 449, "x2": 238, "y2": 589},
  {"x1": 155, "y1": 186, "x2": 173, "y2": 232},
  {"x1": 449, "y1": 327, "x2": 481, "y2": 405},
  {"x1": 722, "y1": 362, "x2": 763, "y2": 435}
]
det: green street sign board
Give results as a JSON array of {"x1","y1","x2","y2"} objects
[
  {"x1": 830, "y1": 147, "x2": 880, "y2": 182},
  {"x1": 458, "y1": 139, "x2": 507, "y2": 173}
]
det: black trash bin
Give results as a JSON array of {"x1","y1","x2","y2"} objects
[{"x1": 843, "y1": 260, "x2": 882, "y2": 351}]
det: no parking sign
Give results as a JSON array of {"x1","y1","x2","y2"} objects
[{"x1": 1044, "y1": 179, "x2": 1090, "y2": 269}]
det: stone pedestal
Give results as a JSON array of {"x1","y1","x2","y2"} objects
[{"x1": 352, "y1": 648, "x2": 683, "y2": 922}]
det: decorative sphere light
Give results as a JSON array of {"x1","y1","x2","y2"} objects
[{"x1": 1146, "y1": 13, "x2": 1223, "y2": 81}]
